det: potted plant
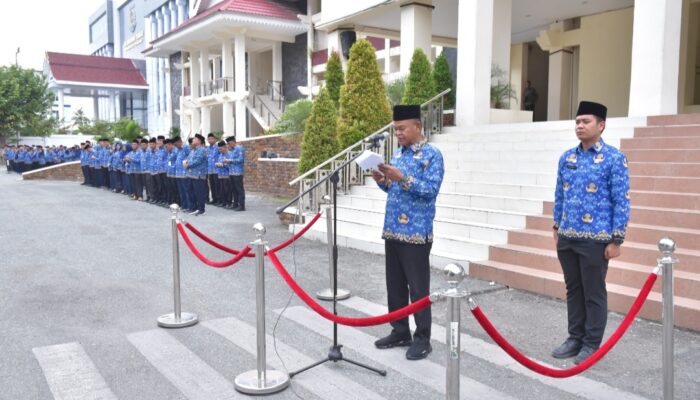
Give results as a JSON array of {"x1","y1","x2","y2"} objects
[{"x1": 490, "y1": 65, "x2": 517, "y2": 109}]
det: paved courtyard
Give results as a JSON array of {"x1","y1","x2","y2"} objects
[{"x1": 1, "y1": 171, "x2": 699, "y2": 400}]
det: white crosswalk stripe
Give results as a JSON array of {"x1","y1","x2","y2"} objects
[
  {"x1": 340, "y1": 295, "x2": 649, "y2": 400},
  {"x1": 277, "y1": 306, "x2": 518, "y2": 400},
  {"x1": 126, "y1": 329, "x2": 242, "y2": 400},
  {"x1": 203, "y1": 317, "x2": 387, "y2": 400},
  {"x1": 32, "y1": 342, "x2": 118, "y2": 400}
]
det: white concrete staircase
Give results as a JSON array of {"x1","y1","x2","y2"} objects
[
  {"x1": 294, "y1": 117, "x2": 645, "y2": 269},
  {"x1": 246, "y1": 93, "x2": 284, "y2": 131}
]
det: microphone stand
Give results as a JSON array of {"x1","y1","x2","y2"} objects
[{"x1": 276, "y1": 138, "x2": 387, "y2": 378}]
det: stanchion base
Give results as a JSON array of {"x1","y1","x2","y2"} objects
[
  {"x1": 316, "y1": 288, "x2": 351, "y2": 301},
  {"x1": 234, "y1": 370, "x2": 289, "y2": 395},
  {"x1": 157, "y1": 312, "x2": 198, "y2": 328}
]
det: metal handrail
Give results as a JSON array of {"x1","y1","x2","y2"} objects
[
  {"x1": 290, "y1": 88, "x2": 451, "y2": 186},
  {"x1": 287, "y1": 88, "x2": 451, "y2": 213},
  {"x1": 250, "y1": 93, "x2": 279, "y2": 127},
  {"x1": 267, "y1": 80, "x2": 285, "y2": 111}
]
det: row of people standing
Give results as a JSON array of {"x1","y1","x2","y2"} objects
[
  {"x1": 79, "y1": 133, "x2": 245, "y2": 216},
  {"x1": 3, "y1": 145, "x2": 80, "y2": 173}
]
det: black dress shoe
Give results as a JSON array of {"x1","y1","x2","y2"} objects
[
  {"x1": 574, "y1": 345, "x2": 597, "y2": 365},
  {"x1": 551, "y1": 338, "x2": 582, "y2": 359},
  {"x1": 374, "y1": 332, "x2": 412, "y2": 349},
  {"x1": 406, "y1": 340, "x2": 432, "y2": 360},
  {"x1": 234, "y1": 206, "x2": 245, "y2": 211}
]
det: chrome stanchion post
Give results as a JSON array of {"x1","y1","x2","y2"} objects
[
  {"x1": 443, "y1": 263, "x2": 468, "y2": 400},
  {"x1": 658, "y1": 237, "x2": 677, "y2": 400},
  {"x1": 158, "y1": 204, "x2": 198, "y2": 328},
  {"x1": 316, "y1": 197, "x2": 350, "y2": 301},
  {"x1": 235, "y1": 223, "x2": 289, "y2": 395}
]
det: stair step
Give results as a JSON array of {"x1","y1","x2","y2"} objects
[
  {"x1": 342, "y1": 193, "x2": 544, "y2": 214},
  {"x1": 647, "y1": 114, "x2": 700, "y2": 126},
  {"x1": 630, "y1": 175, "x2": 700, "y2": 193},
  {"x1": 628, "y1": 162, "x2": 700, "y2": 177},
  {"x1": 487, "y1": 243, "x2": 700, "y2": 299},
  {"x1": 507, "y1": 229, "x2": 700, "y2": 273},
  {"x1": 631, "y1": 190, "x2": 700, "y2": 210},
  {"x1": 625, "y1": 149, "x2": 700, "y2": 163},
  {"x1": 542, "y1": 202, "x2": 700, "y2": 231},
  {"x1": 527, "y1": 214, "x2": 700, "y2": 249},
  {"x1": 469, "y1": 259, "x2": 700, "y2": 330},
  {"x1": 621, "y1": 136, "x2": 700, "y2": 150}
]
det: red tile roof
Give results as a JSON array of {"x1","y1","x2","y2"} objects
[
  {"x1": 46, "y1": 52, "x2": 148, "y2": 87},
  {"x1": 155, "y1": 0, "x2": 301, "y2": 44}
]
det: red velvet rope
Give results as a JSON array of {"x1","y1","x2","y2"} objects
[
  {"x1": 183, "y1": 223, "x2": 255, "y2": 258},
  {"x1": 470, "y1": 272, "x2": 658, "y2": 378},
  {"x1": 269, "y1": 212, "x2": 323, "y2": 253},
  {"x1": 182, "y1": 211, "x2": 322, "y2": 256},
  {"x1": 177, "y1": 223, "x2": 253, "y2": 268},
  {"x1": 266, "y1": 250, "x2": 432, "y2": 327}
]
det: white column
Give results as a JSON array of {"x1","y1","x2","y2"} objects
[
  {"x1": 93, "y1": 95, "x2": 99, "y2": 120},
  {"x1": 213, "y1": 56, "x2": 221, "y2": 79},
  {"x1": 222, "y1": 40, "x2": 235, "y2": 137},
  {"x1": 628, "y1": 0, "x2": 683, "y2": 116},
  {"x1": 163, "y1": 5, "x2": 171, "y2": 35},
  {"x1": 384, "y1": 38, "x2": 391, "y2": 77},
  {"x1": 491, "y1": 0, "x2": 512, "y2": 75},
  {"x1": 57, "y1": 89, "x2": 65, "y2": 120},
  {"x1": 272, "y1": 41, "x2": 282, "y2": 83},
  {"x1": 201, "y1": 106, "x2": 211, "y2": 135},
  {"x1": 176, "y1": 0, "x2": 187, "y2": 25},
  {"x1": 234, "y1": 34, "x2": 247, "y2": 137},
  {"x1": 115, "y1": 92, "x2": 122, "y2": 120},
  {"x1": 547, "y1": 49, "x2": 574, "y2": 121},
  {"x1": 108, "y1": 93, "x2": 115, "y2": 121},
  {"x1": 190, "y1": 51, "x2": 201, "y2": 133},
  {"x1": 169, "y1": 1, "x2": 178, "y2": 30},
  {"x1": 200, "y1": 48, "x2": 210, "y2": 87},
  {"x1": 456, "y1": 0, "x2": 494, "y2": 126},
  {"x1": 400, "y1": 2, "x2": 433, "y2": 75},
  {"x1": 165, "y1": 62, "x2": 173, "y2": 133},
  {"x1": 159, "y1": 58, "x2": 167, "y2": 115}
]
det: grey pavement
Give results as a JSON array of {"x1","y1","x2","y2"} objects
[{"x1": 0, "y1": 171, "x2": 698, "y2": 399}]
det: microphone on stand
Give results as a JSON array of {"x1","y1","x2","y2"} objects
[{"x1": 363, "y1": 131, "x2": 389, "y2": 143}]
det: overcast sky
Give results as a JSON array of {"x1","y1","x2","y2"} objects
[{"x1": 1, "y1": 0, "x2": 105, "y2": 70}]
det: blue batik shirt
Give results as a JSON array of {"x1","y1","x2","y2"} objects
[
  {"x1": 553, "y1": 139, "x2": 631, "y2": 244},
  {"x1": 186, "y1": 146, "x2": 208, "y2": 179},
  {"x1": 207, "y1": 145, "x2": 218, "y2": 174},
  {"x1": 216, "y1": 152, "x2": 230, "y2": 177},
  {"x1": 377, "y1": 141, "x2": 444, "y2": 245},
  {"x1": 140, "y1": 148, "x2": 151, "y2": 173},
  {"x1": 175, "y1": 145, "x2": 190, "y2": 178},
  {"x1": 166, "y1": 148, "x2": 178, "y2": 177},
  {"x1": 227, "y1": 145, "x2": 245, "y2": 175}
]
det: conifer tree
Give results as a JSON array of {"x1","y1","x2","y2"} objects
[
  {"x1": 298, "y1": 87, "x2": 339, "y2": 174},
  {"x1": 401, "y1": 48, "x2": 435, "y2": 105},
  {"x1": 337, "y1": 39, "x2": 392, "y2": 149},
  {"x1": 325, "y1": 51, "x2": 344, "y2": 108},
  {"x1": 432, "y1": 51, "x2": 455, "y2": 109}
]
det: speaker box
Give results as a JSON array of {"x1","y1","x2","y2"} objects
[{"x1": 339, "y1": 31, "x2": 357, "y2": 59}]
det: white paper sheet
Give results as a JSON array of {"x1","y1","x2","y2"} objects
[{"x1": 355, "y1": 150, "x2": 384, "y2": 172}]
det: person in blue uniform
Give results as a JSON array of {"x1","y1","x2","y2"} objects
[
  {"x1": 184, "y1": 134, "x2": 208, "y2": 216},
  {"x1": 164, "y1": 139, "x2": 179, "y2": 205},
  {"x1": 206, "y1": 133, "x2": 220, "y2": 205},
  {"x1": 4, "y1": 146, "x2": 15, "y2": 173},
  {"x1": 215, "y1": 141, "x2": 232, "y2": 208},
  {"x1": 124, "y1": 139, "x2": 142, "y2": 200},
  {"x1": 142, "y1": 138, "x2": 155, "y2": 202},
  {"x1": 157, "y1": 136, "x2": 169, "y2": 206},
  {"x1": 551, "y1": 101, "x2": 630, "y2": 365},
  {"x1": 371, "y1": 105, "x2": 444, "y2": 360},
  {"x1": 173, "y1": 136, "x2": 192, "y2": 212},
  {"x1": 79, "y1": 143, "x2": 89, "y2": 184},
  {"x1": 225, "y1": 136, "x2": 246, "y2": 211}
]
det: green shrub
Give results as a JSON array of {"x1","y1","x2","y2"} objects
[
  {"x1": 325, "y1": 51, "x2": 344, "y2": 109},
  {"x1": 386, "y1": 77, "x2": 406, "y2": 107},
  {"x1": 267, "y1": 99, "x2": 313, "y2": 135},
  {"x1": 402, "y1": 48, "x2": 435, "y2": 105},
  {"x1": 298, "y1": 87, "x2": 339, "y2": 174},
  {"x1": 433, "y1": 51, "x2": 455, "y2": 109},
  {"x1": 112, "y1": 118, "x2": 143, "y2": 142},
  {"x1": 337, "y1": 39, "x2": 391, "y2": 148}
]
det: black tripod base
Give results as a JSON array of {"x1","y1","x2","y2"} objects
[{"x1": 289, "y1": 345, "x2": 387, "y2": 378}]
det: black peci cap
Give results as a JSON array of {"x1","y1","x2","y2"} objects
[
  {"x1": 393, "y1": 105, "x2": 421, "y2": 121},
  {"x1": 576, "y1": 101, "x2": 607, "y2": 120},
  {"x1": 225, "y1": 136, "x2": 236, "y2": 143}
]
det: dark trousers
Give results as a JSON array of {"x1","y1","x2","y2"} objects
[
  {"x1": 219, "y1": 177, "x2": 232, "y2": 205},
  {"x1": 158, "y1": 173, "x2": 167, "y2": 202},
  {"x1": 192, "y1": 178, "x2": 207, "y2": 212},
  {"x1": 144, "y1": 174, "x2": 154, "y2": 200},
  {"x1": 385, "y1": 240, "x2": 432, "y2": 342},
  {"x1": 95, "y1": 168, "x2": 104, "y2": 188},
  {"x1": 81, "y1": 166, "x2": 89, "y2": 183},
  {"x1": 230, "y1": 175, "x2": 245, "y2": 208},
  {"x1": 176, "y1": 178, "x2": 191, "y2": 210},
  {"x1": 123, "y1": 172, "x2": 132, "y2": 195},
  {"x1": 133, "y1": 174, "x2": 144, "y2": 198},
  {"x1": 8, "y1": 160, "x2": 14, "y2": 173},
  {"x1": 557, "y1": 237, "x2": 609, "y2": 348},
  {"x1": 208, "y1": 174, "x2": 219, "y2": 202}
]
